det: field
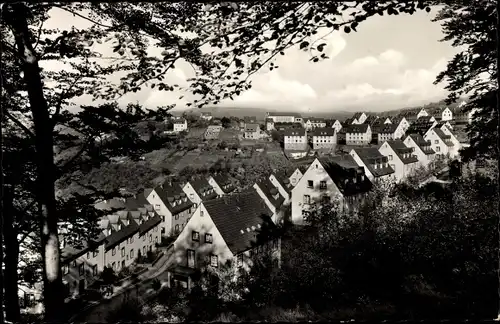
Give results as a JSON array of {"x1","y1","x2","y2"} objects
[{"x1": 185, "y1": 127, "x2": 206, "y2": 139}]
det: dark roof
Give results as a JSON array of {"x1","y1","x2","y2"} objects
[
  {"x1": 245, "y1": 123, "x2": 260, "y2": 132},
  {"x1": 416, "y1": 116, "x2": 435, "y2": 123},
  {"x1": 371, "y1": 118, "x2": 386, "y2": 127},
  {"x1": 61, "y1": 232, "x2": 108, "y2": 265},
  {"x1": 406, "y1": 122, "x2": 435, "y2": 136},
  {"x1": 344, "y1": 124, "x2": 370, "y2": 133},
  {"x1": 305, "y1": 117, "x2": 326, "y2": 123},
  {"x1": 271, "y1": 172, "x2": 293, "y2": 194},
  {"x1": 318, "y1": 157, "x2": 373, "y2": 196},
  {"x1": 155, "y1": 182, "x2": 194, "y2": 214},
  {"x1": 203, "y1": 190, "x2": 276, "y2": 254},
  {"x1": 364, "y1": 115, "x2": 378, "y2": 125},
  {"x1": 407, "y1": 134, "x2": 435, "y2": 155},
  {"x1": 212, "y1": 174, "x2": 235, "y2": 193},
  {"x1": 312, "y1": 127, "x2": 335, "y2": 136},
  {"x1": 344, "y1": 117, "x2": 355, "y2": 124},
  {"x1": 352, "y1": 148, "x2": 395, "y2": 177},
  {"x1": 353, "y1": 112, "x2": 365, "y2": 120},
  {"x1": 386, "y1": 140, "x2": 419, "y2": 164},
  {"x1": 105, "y1": 220, "x2": 139, "y2": 250},
  {"x1": 188, "y1": 177, "x2": 218, "y2": 201},
  {"x1": 138, "y1": 212, "x2": 162, "y2": 236},
  {"x1": 255, "y1": 178, "x2": 285, "y2": 209},
  {"x1": 283, "y1": 128, "x2": 306, "y2": 136},
  {"x1": 268, "y1": 112, "x2": 303, "y2": 118},
  {"x1": 173, "y1": 118, "x2": 187, "y2": 124},
  {"x1": 433, "y1": 128, "x2": 453, "y2": 146},
  {"x1": 372, "y1": 123, "x2": 398, "y2": 134}
]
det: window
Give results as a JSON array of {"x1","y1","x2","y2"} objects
[
  {"x1": 121, "y1": 247, "x2": 125, "y2": 257},
  {"x1": 112, "y1": 248, "x2": 116, "y2": 256},
  {"x1": 307, "y1": 180, "x2": 313, "y2": 188},
  {"x1": 303, "y1": 195, "x2": 311, "y2": 204},
  {"x1": 175, "y1": 214, "x2": 179, "y2": 220},
  {"x1": 192, "y1": 231, "x2": 200, "y2": 242},
  {"x1": 388, "y1": 155, "x2": 393, "y2": 161},
  {"x1": 79, "y1": 263, "x2": 85, "y2": 276},
  {"x1": 87, "y1": 252, "x2": 90, "y2": 259},
  {"x1": 200, "y1": 210, "x2": 204, "y2": 217},
  {"x1": 73, "y1": 261, "x2": 76, "y2": 267},
  {"x1": 130, "y1": 249, "x2": 134, "y2": 259},
  {"x1": 291, "y1": 177, "x2": 296, "y2": 183},
  {"x1": 175, "y1": 224, "x2": 180, "y2": 233},
  {"x1": 436, "y1": 146, "x2": 441, "y2": 152},
  {"x1": 63, "y1": 265, "x2": 69, "y2": 275},
  {"x1": 149, "y1": 234, "x2": 153, "y2": 242},
  {"x1": 237, "y1": 254, "x2": 243, "y2": 267},
  {"x1": 93, "y1": 250, "x2": 98, "y2": 258},
  {"x1": 435, "y1": 140, "x2": 439, "y2": 144},
  {"x1": 143, "y1": 235, "x2": 146, "y2": 241},
  {"x1": 155, "y1": 236, "x2": 159, "y2": 244},
  {"x1": 189, "y1": 194, "x2": 194, "y2": 200},
  {"x1": 319, "y1": 181, "x2": 327, "y2": 190},
  {"x1": 130, "y1": 236, "x2": 134, "y2": 244},
  {"x1": 205, "y1": 233, "x2": 213, "y2": 243},
  {"x1": 322, "y1": 195, "x2": 330, "y2": 204},
  {"x1": 210, "y1": 255, "x2": 218, "y2": 267},
  {"x1": 92, "y1": 264, "x2": 98, "y2": 276}
]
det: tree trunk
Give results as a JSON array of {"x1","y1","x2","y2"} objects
[
  {"x1": 3, "y1": 187, "x2": 21, "y2": 322},
  {"x1": 6, "y1": 4, "x2": 63, "y2": 321},
  {"x1": 496, "y1": 0, "x2": 500, "y2": 319},
  {"x1": 0, "y1": 103, "x2": 4, "y2": 324}
]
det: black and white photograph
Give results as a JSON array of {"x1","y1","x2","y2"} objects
[{"x1": 1, "y1": 0, "x2": 499, "y2": 322}]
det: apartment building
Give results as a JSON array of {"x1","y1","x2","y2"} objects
[
  {"x1": 167, "y1": 190, "x2": 281, "y2": 289},
  {"x1": 345, "y1": 124, "x2": 372, "y2": 145},
  {"x1": 378, "y1": 140, "x2": 419, "y2": 182},
  {"x1": 183, "y1": 176, "x2": 219, "y2": 205},
  {"x1": 304, "y1": 117, "x2": 327, "y2": 130},
  {"x1": 291, "y1": 156, "x2": 372, "y2": 225},
  {"x1": 403, "y1": 133, "x2": 436, "y2": 168},
  {"x1": 311, "y1": 127, "x2": 337, "y2": 150},
  {"x1": 145, "y1": 182, "x2": 195, "y2": 236},
  {"x1": 266, "y1": 112, "x2": 303, "y2": 124},
  {"x1": 349, "y1": 148, "x2": 395, "y2": 183},
  {"x1": 372, "y1": 123, "x2": 400, "y2": 143},
  {"x1": 208, "y1": 173, "x2": 236, "y2": 196},
  {"x1": 173, "y1": 118, "x2": 188, "y2": 133},
  {"x1": 244, "y1": 123, "x2": 262, "y2": 139},
  {"x1": 283, "y1": 128, "x2": 307, "y2": 151},
  {"x1": 204, "y1": 125, "x2": 222, "y2": 140}
]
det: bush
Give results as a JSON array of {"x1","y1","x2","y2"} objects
[{"x1": 105, "y1": 297, "x2": 146, "y2": 323}]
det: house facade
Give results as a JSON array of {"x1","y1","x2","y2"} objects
[
  {"x1": 244, "y1": 123, "x2": 261, "y2": 140},
  {"x1": 304, "y1": 117, "x2": 327, "y2": 130},
  {"x1": 331, "y1": 119, "x2": 343, "y2": 133},
  {"x1": 145, "y1": 183, "x2": 195, "y2": 236},
  {"x1": 208, "y1": 174, "x2": 235, "y2": 197},
  {"x1": 345, "y1": 124, "x2": 372, "y2": 145},
  {"x1": 204, "y1": 125, "x2": 222, "y2": 140},
  {"x1": 423, "y1": 128, "x2": 455, "y2": 158},
  {"x1": 349, "y1": 148, "x2": 395, "y2": 183},
  {"x1": 253, "y1": 179, "x2": 286, "y2": 224},
  {"x1": 182, "y1": 177, "x2": 219, "y2": 206},
  {"x1": 288, "y1": 167, "x2": 304, "y2": 187},
  {"x1": 291, "y1": 156, "x2": 372, "y2": 225},
  {"x1": 403, "y1": 134, "x2": 436, "y2": 168},
  {"x1": 283, "y1": 128, "x2": 308, "y2": 150},
  {"x1": 168, "y1": 191, "x2": 281, "y2": 289},
  {"x1": 173, "y1": 118, "x2": 188, "y2": 133},
  {"x1": 266, "y1": 112, "x2": 303, "y2": 124},
  {"x1": 373, "y1": 123, "x2": 400, "y2": 143},
  {"x1": 200, "y1": 112, "x2": 213, "y2": 121},
  {"x1": 378, "y1": 140, "x2": 419, "y2": 182},
  {"x1": 417, "y1": 108, "x2": 429, "y2": 119},
  {"x1": 311, "y1": 127, "x2": 337, "y2": 150},
  {"x1": 265, "y1": 118, "x2": 275, "y2": 131}
]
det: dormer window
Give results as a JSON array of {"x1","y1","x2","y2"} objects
[
  {"x1": 118, "y1": 224, "x2": 122, "y2": 230},
  {"x1": 172, "y1": 201, "x2": 176, "y2": 207}
]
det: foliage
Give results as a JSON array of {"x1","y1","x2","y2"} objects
[
  {"x1": 432, "y1": 0, "x2": 498, "y2": 162},
  {"x1": 105, "y1": 297, "x2": 147, "y2": 323},
  {"x1": 221, "y1": 117, "x2": 231, "y2": 128}
]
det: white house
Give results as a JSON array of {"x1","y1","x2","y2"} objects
[
  {"x1": 311, "y1": 127, "x2": 337, "y2": 150},
  {"x1": 200, "y1": 112, "x2": 213, "y2": 121},
  {"x1": 290, "y1": 156, "x2": 372, "y2": 225},
  {"x1": 423, "y1": 127, "x2": 455, "y2": 158},
  {"x1": 145, "y1": 183, "x2": 195, "y2": 236},
  {"x1": 266, "y1": 112, "x2": 303, "y2": 124},
  {"x1": 383, "y1": 117, "x2": 392, "y2": 124},
  {"x1": 349, "y1": 148, "x2": 395, "y2": 183},
  {"x1": 331, "y1": 119, "x2": 343, "y2": 133},
  {"x1": 269, "y1": 173, "x2": 293, "y2": 205},
  {"x1": 287, "y1": 167, "x2": 304, "y2": 187},
  {"x1": 283, "y1": 128, "x2": 307, "y2": 151},
  {"x1": 378, "y1": 140, "x2": 419, "y2": 182},
  {"x1": 266, "y1": 118, "x2": 275, "y2": 131},
  {"x1": 433, "y1": 124, "x2": 461, "y2": 159},
  {"x1": 304, "y1": 117, "x2": 327, "y2": 130},
  {"x1": 244, "y1": 123, "x2": 262, "y2": 140},
  {"x1": 402, "y1": 134, "x2": 436, "y2": 168},
  {"x1": 182, "y1": 177, "x2": 219, "y2": 206},
  {"x1": 373, "y1": 123, "x2": 400, "y2": 143},
  {"x1": 167, "y1": 190, "x2": 281, "y2": 289},
  {"x1": 417, "y1": 108, "x2": 429, "y2": 119},
  {"x1": 428, "y1": 107, "x2": 453, "y2": 122},
  {"x1": 173, "y1": 118, "x2": 188, "y2": 133},
  {"x1": 352, "y1": 112, "x2": 368, "y2": 124},
  {"x1": 345, "y1": 124, "x2": 372, "y2": 145},
  {"x1": 391, "y1": 116, "x2": 410, "y2": 133}
]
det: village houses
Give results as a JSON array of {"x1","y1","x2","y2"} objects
[
  {"x1": 182, "y1": 176, "x2": 219, "y2": 206},
  {"x1": 269, "y1": 172, "x2": 293, "y2": 206},
  {"x1": 283, "y1": 128, "x2": 308, "y2": 151},
  {"x1": 349, "y1": 148, "x2": 396, "y2": 183},
  {"x1": 145, "y1": 182, "x2": 195, "y2": 236},
  {"x1": 402, "y1": 133, "x2": 436, "y2": 168},
  {"x1": 372, "y1": 123, "x2": 400, "y2": 143},
  {"x1": 433, "y1": 122, "x2": 461, "y2": 158},
  {"x1": 243, "y1": 123, "x2": 262, "y2": 140},
  {"x1": 253, "y1": 178, "x2": 286, "y2": 224},
  {"x1": 208, "y1": 173, "x2": 236, "y2": 197},
  {"x1": 345, "y1": 124, "x2": 372, "y2": 145},
  {"x1": 204, "y1": 125, "x2": 222, "y2": 140},
  {"x1": 167, "y1": 190, "x2": 281, "y2": 289},
  {"x1": 311, "y1": 127, "x2": 337, "y2": 150},
  {"x1": 416, "y1": 108, "x2": 429, "y2": 119},
  {"x1": 331, "y1": 119, "x2": 343, "y2": 132},
  {"x1": 351, "y1": 112, "x2": 368, "y2": 124},
  {"x1": 173, "y1": 117, "x2": 188, "y2": 133},
  {"x1": 423, "y1": 127, "x2": 455, "y2": 159},
  {"x1": 378, "y1": 140, "x2": 419, "y2": 182},
  {"x1": 200, "y1": 112, "x2": 213, "y2": 121},
  {"x1": 291, "y1": 156, "x2": 372, "y2": 225},
  {"x1": 304, "y1": 117, "x2": 327, "y2": 130}
]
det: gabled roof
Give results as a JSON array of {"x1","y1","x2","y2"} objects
[
  {"x1": 416, "y1": 116, "x2": 434, "y2": 123},
  {"x1": 255, "y1": 178, "x2": 285, "y2": 209},
  {"x1": 364, "y1": 115, "x2": 378, "y2": 125},
  {"x1": 305, "y1": 117, "x2": 326, "y2": 123},
  {"x1": 433, "y1": 128, "x2": 453, "y2": 146},
  {"x1": 352, "y1": 148, "x2": 395, "y2": 177},
  {"x1": 61, "y1": 232, "x2": 108, "y2": 264},
  {"x1": 283, "y1": 128, "x2": 306, "y2": 136},
  {"x1": 406, "y1": 134, "x2": 435, "y2": 155},
  {"x1": 344, "y1": 124, "x2": 370, "y2": 133},
  {"x1": 271, "y1": 172, "x2": 293, "y2": 194},
  {"x1": 385, "y1": 140, "x2": 419, "y2": 164},
  {"x1": 372, "y1": 123, "x2": 398, "y2": 134},
  {"x1": 212, "y1": 174, "x2": 235, "y2": 193},
  {"x1": 244, "y1": 123, "x2": 260, "y2": 132},
  {"x1": 203, "y1": 190, "x2": 276, "y2": 254},
  {"x1": 188, "y1": 177, "x2": 218, "y2": 200},
  {"x1": 267, "y1": 112, "x2": 303, "y2": 118},
  {"x1": 353, "y1": 112, "x2": 365, "y2": 119},
  {"x1": 312, "y1": 127, "x2": 335, "y2": 136},
  {"x1": 154, "y1": 182, "x2": 194, "y2": 214},
  {"x1": 317, "y1": 156, "x2": 373, "y2": 196},
  {"x1": 344, "y1": 117, "x2": 355, "y2": 124},
  {"x1": 406, "y1": 121, "x2": 434, "y2": 136}
]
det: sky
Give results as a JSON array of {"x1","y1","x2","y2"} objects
[{"x1": 41, "y1": 5, "x2": 459, "y2": 113}]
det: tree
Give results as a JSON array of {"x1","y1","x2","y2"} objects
[
  {"x1": 2, "y1": 1, "x2": 434, "y2": 320},
  {"x1": 221, "y1": 116, "x2": 231, "y2": 128}
]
